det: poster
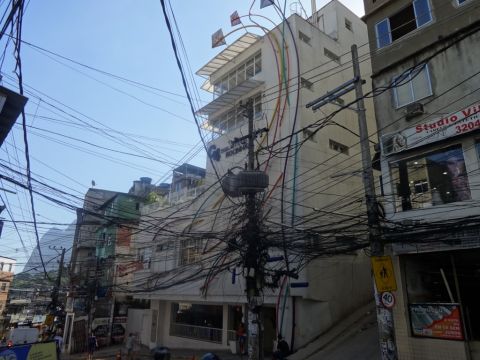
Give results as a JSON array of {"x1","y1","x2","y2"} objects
[
  {"x1": 409, "y1": 303, "x2": 463, "y2": 340},
  {"x1": 0, "y1": 342, "x2": 57, "y2": 360}
]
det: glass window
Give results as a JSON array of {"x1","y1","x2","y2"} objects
[
  {"x1": 246, "y1": 59, "x2": 255, "y2": 79},
  {"x1": 237, "y1": 64, "x2": 245, "y2": 83},
  {"x1": 0, "y1": 283, "x2": 6, "y2": 291},
  {"x1": 254, "y1": 54, "x2": 262, "y2": 75},
  {"x1": 393, "y1": 64, "x2": 432, "y2": 108},
  {"x1": 345, "y1": 18, "x2": 352, "y2": 31},
  {"x1": 376, "y1": 19, "x2": 391, "y2": 48},
  {"x1": 413, "y1": 0, "x2": 433, "y2": 27},
  {"x1": 376, "y1": 0, "x2": 432, "y2": 49},
  {"x1": 390, "y1": 146, "x2": 471, "y2": 212},
  {"x1": 228, "y1": 72, "x2": 237, "y2": 90}
]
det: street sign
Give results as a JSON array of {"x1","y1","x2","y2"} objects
[
  {"x1": 371, "y1": 256, "x2": 397, "y2": 292},
  {"x1": 380, "y1": 291, "x2": 395, "y2": 308}
]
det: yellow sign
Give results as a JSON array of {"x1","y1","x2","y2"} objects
[
  {"x1": 44, "y1": 314, "x2": 54, "y2": 326},
  {"x1": 371, "y1": 256, "x2": 397, "y2": 292}
]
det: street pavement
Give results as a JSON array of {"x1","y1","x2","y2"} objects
[{"x1": 63, "y1": 344, "x2": 244, "y2": 360}]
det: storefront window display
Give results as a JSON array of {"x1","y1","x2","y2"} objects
[{"x1": 390, "y1": 145, "x2": 471, "y2": 211}]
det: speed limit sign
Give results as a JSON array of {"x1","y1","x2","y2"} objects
[{"x1": 380, "y1": 291, "x2": 395, "y2": 308}]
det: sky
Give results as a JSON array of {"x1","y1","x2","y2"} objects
[{"x1": 0, "y1": 0, "x2": 365, "y2": 271}]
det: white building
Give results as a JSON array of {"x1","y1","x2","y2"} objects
[{"x1": 132, "y1": 0, "x2": 376, "y2": 354}]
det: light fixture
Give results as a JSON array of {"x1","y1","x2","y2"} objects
[{"x1": 443, "y1": 172, "x2": 447, "y2": 175}]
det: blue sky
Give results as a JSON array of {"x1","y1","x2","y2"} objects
[{"x1": 0, "y1": 0, "x2": 364, "y2": 270}]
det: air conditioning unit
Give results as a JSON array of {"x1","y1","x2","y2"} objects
[{"x1": 405, "y1": 102, "x2": 424, "y2": 121}]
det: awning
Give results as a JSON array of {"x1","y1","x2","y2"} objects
[
  {"x1": 196, "y1": 33, "x2": 261, "y2": 78},
  {"x1": 196, "y1": 79, "x2": 264, "y2": 116}
]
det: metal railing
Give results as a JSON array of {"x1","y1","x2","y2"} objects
[
  {"x1": 169, "y1": 185, "x2": 206, "y2": 204},
  {"x1": 170, "y1": 323, "x2": 222, "y2": 343},
  {"x1": 227, "y1": 330, "x2": 237, "y2": 342}
]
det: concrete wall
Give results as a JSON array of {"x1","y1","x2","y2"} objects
[
  {"x1": 127, "y1": 308, "x2": 152, "y2": 347},
  {"x1": 364, "y1": 0, "x2": 480, "y2": 74}
]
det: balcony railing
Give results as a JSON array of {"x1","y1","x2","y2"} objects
[
  {"x1": 170, "y1": 323, "x2": 222, "y2": 343},
  {"x1": 169, "y1": 185, "x2": 206, "y2": 204}
]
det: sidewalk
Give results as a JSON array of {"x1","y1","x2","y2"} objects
[{"x1": 63, "y1": 344, "x2": 245, "y2": 360}]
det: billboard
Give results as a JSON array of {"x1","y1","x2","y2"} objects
[
  {"x1": 409, "y1": 303, "x2": 463, "y2": 340},
  {"x1": 381, "y1": 103, "x2": 480, "y2": 156},
  {"x1": 0, "y1": 342, "x2": 57, "y2": 360}
]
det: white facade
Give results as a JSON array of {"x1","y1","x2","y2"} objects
[{"x1": 133, "y1": 0, "x2": 376, "y2": 353}]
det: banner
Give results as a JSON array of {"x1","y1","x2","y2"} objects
[
  {"x1": 0, "y1": 342, "x2": 57, "y2": 360},
  {"x1": 409, "y1": 303, "x2": 463, "y2": 340},
  {"x1": 381, "y1": 103, "x2": 480, "y2": 156}
]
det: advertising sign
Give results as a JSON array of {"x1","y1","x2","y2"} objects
[
  {"x1": 0, "y1": 342, "x2": 57, "y2": 360},
  {"x1": 409, "y1": 303, "x2": 463, "y2": 340},
  {"x1": 381, "y1": 103, "x2": 480, "y2": 156}
]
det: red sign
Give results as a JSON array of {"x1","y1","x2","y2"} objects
[{"x1": 410, "y1": 303, "x2": 463, "y2": 340}]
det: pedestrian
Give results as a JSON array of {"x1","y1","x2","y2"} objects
[
  {"x1": 53, "y1": 331, "x2": 64, "y2": 360},
  {"x1": 236, "y1": 322, "x2": 246, "y2": 355},
  {"x1": 125, "y1": 333, "x2": 134, "y2": 360},
  {"x1": 87, "y1": 333, "x2": 97, "y2": 360},
  {"x1": 272, "y1": 334, "x2": 289, "y2": 360}
]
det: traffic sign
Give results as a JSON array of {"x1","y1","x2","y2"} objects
[
  {"x1": 381, "y1": 291, "x2": 395, "y2": 308},
  {"x1": 371, "y1": 256, "x2": 397, "y2": 292}
]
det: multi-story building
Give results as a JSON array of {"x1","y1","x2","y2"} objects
[
  {"x1": 363, "y1": 0, "x2": 480, "y2": 358},
  {"x1": 66, "y1": 178, "x2": 165, "y2": 353},
  {"x1": 0, "y1": 257, "x2": 15, "y2": 334},
  {"x1": 132, "y1": 0, "x2": 377, "y2": 354}
]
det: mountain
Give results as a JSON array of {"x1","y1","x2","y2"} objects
[{"x1": 23, "y1": 223, "x2": 75, "y2": 274}]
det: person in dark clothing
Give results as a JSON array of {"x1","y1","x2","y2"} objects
[
  {"x1": 87, "y1": 333, "x2": 97, "y2": 360},
  {"x1": 273, "y1": 334, "x2": 290, "y2": 360}
]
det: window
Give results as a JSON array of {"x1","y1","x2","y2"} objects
[
  {"x1": 457, "y1": 0, "x2": 470, "y2": 5},
  {"x1": 138, "y1": 247, "x2": 152, "y2": 269},
  {"x1": 393, "y1": 64, "x2": 432, "y2": 108},
  {"x1": 7, "y1": 264, "x2": 11, "y2": 272},
  {"x1": 300, "y1": 77, "x2": 314, "y2": 91},
  {"x1": 375, "y1": 0, "x2": 432, "y2": 49},
  {"x1": 212, "y1": 52, "x2": 261, "y2": 97},
  {"x1": 210, "y1": 93, "x2": 262, "y2": 134},
  {"x1": 0, "y1": 263, "x2": 3, "y2": 271},
  {"x1": 345, "y1": 18, "x2": 352, "y2": 31},
  {"x1": 324, "y1": 48, "x2": 340, "y2": 63},
  {"x1": 0, "y1": 283, "x2": 6, "y2": 291},
  {"x1": 180, "y1": 239, "x2": 203, "y2": 265},
  {"x1": 299, "y1": 31, "x2": 311, "y2": 45},
  {"x1": 329, "y1": 139, "x2": 349, "y2": 155},
  {"x1": 390, "y1": 145, "x2": 471, "y2": 212}
]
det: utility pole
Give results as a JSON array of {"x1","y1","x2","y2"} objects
[
  {"x1": 351, "y1": 44, "x2": 398, "y2": 360},
  {"x1": 306, "y1": 45, "x2": 398, "y2": 360},
  {"x1": 244, "y1": 99, "x2": 262, "y2": 360},
  {"x1": 49, "y1": 246, "x2": 66, "y2": 331}
]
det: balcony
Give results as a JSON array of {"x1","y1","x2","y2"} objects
[
  {"x1": 169, "y1": 323, "x2": 222, "y2": 343},
  {"x1": 169, "y1": 185, "x2": 206, "y2": 205}
]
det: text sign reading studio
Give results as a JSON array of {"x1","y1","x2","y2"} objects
[{"x1": 381, "y1": 103, "x2": 480, "y2": 156}]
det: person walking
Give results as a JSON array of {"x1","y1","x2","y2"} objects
[
  {"x1": 87, "y1": 333, "x2": 97, "y2": 360},
  {"x1": 236, "y1": 322, "x2": 246, "y2": 356},
  {"x1": 125, "y1": 333, "x2": 135, "y2": 360}
]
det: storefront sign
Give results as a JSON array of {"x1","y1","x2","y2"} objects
[
  {"x1": 371, "y1": 256, "x2": 397, "y2": 292},
  {"x1": 381, "y1": 103, "x2": 480, "y2": 156},
  {"x1": 0, "y1": 342, "x2": 57, "y2": 360},
  {"x1": 409, "y1": 303, "x2": 463, "y2": 340}
]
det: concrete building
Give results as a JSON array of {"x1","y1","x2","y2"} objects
[
  {"x1": 363, "y1": 0, "x2": 480, "y2": 358},
  {"x1": 132, "y1": 0, "x2": 377, "y2": 354},
  {"x1": 0, "y1": 256, "x2": 15, "y2": 335}
]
